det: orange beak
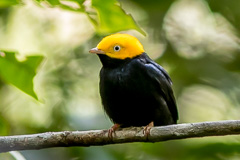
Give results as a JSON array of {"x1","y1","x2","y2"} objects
[{"x1": 89, "y1": 47, "x2": 105, "y2": 54}]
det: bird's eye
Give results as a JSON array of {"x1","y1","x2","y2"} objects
[{"x1": 113, "y1": 45, "x2": 121, "y2": 52}]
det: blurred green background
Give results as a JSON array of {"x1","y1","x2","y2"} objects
[{"x1": 1, "y1": 0, "x2": 240, "y2": 159}]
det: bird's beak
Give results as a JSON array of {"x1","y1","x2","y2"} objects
[{"x1": 89, "y1": 47, "x2": 105, "y2": 54}]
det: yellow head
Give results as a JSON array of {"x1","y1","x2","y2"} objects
[{"x1": 89, "y1": 33, "x2": 145, "y2": 59}]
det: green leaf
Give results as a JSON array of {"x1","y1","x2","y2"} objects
[
  {"x1": 0, "y1": 0, "x2": 21, "y2": 8},
  {"x1": 47, "y1": 0, "x2": 60, "y2": 5},
  {"x1": 63, "y1": 0, "x2": 85, "y2": 6},
  {"x1": 91, "y1": 0, "x2": 146, "y2": 36},
  {"x1": 35, "y1": 0, "x2": 60, "y2": 5},
  {"x1": 0, "y1": 51, "x2": 44, "y2": 100},
  {"x1": 34, "y1": 0, "x2": 84, "y2": 12}
]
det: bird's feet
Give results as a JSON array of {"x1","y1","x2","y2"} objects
[
  {"x1": 143, "y1": 121, "x2": 154, "y2": 137},
  {"x1": 108, "y1": 123, "x2": 121, "y2": 139}
]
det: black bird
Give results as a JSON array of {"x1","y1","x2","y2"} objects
[{"x1": 89, "y1": 33, "x2": 178, "y2": 136}]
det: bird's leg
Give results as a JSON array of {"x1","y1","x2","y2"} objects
[
  {"x1": 108, "y1": 123, "x2": 121, "y2": 139},
  {"x1": 143, "y1": 121, "x2": 154, "y2": 137}
]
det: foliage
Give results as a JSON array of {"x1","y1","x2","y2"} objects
[
  {"x1": 0, "y1": 51, "x2": 43, "y2": 99},
  {"x1": 91, "y1": 0, "x2": 145, "y2": 35},
  {"x1": 0, "y1": 0, "x2": 21, "y2": 8},
  {"x1": 34, "y1": 0, "x2": 145, "y2": 35}
]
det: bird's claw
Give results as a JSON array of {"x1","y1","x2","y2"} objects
[
  {"x1": 108, "y1": 123, "x2": 121, "y2": 139},
  {"x1": 143, "y1": 121, "x2": 154, "y2": 137}
]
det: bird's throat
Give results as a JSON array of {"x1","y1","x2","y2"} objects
[{"x1": 97, "y1": 54, "x2": 131, "y2": 68}]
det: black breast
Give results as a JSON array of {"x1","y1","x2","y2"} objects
[{"x1": 98, "y1": 53, "x2": 178, "y2": 127}]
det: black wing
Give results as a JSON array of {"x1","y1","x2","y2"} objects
[{"x1": 138, "y1": 54, "x2": 178, "y2": 123}]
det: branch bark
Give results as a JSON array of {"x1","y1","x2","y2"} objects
[{"x1": 1, "y1": 120, "x2": 240, "y2": 153}]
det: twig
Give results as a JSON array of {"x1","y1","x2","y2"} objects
[{"x1": 1, "y1": 120, "x2": 240, "y2": 153}]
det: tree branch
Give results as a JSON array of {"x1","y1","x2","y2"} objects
[{"x1": 1, "y1": 120, "x2": 240, "y2": 153}]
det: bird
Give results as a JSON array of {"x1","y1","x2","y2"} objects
[{"x1": 89, "y1": 33, "x2": 178, "y2": 137}]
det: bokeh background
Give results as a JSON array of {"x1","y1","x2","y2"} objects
[{"x1": 1, "y1": 0, "x2": 240, "y2": 159}]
